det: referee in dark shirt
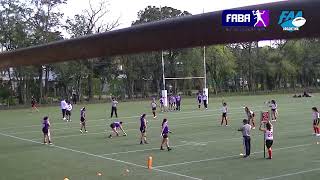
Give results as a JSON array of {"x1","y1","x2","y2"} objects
[{"x1": 238, "y1": 119, "x2": 252, "y2": 158}]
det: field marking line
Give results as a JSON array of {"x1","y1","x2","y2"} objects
[
  {"x1": 99, "y1": 126, "x2": 310, "y2": 156},
  {"x1": 0, "y1": 132, "x2": 202, "y2": 180},
  {"x1": 0, "y1": 101, "x2": 307, "y2": 131},
  {"x1": 101, "y1": 137, "x2": 241, "y2": 156},
  {"x1": 256, "y1": 168, "x2": 320, "y2": 180},
  {"x1": 153, "y1": 143, "x2": 313, "y2": 168},
  {"x1": 9, "y1": 113, "x2": 214, "y2": 135},
  {"x1": 9, "y1": 106, "x2": 306, "y2": 136},
  {"x1": 30, "y1": 111, "x2": 310, "y2": 141}
]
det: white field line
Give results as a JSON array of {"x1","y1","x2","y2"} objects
[
  {"x1": 256, "y1": 168, "x2": 320, "y2": 180},
  {"x1": 7, "y1": 106, "x2": 307, "y2": 135},
  {"x1": 0, "y1": 101, "x2": 308, "y2": 131},
  {"x1": 0, "y1": 132, "x2": 202, "y2": 180},
  {"x1": 153, "y1": 144, "x2": 313, "y2": 168},
  {"x1": 99, "y1": 128, "x2": 310, "y2": 157},
  {"x1": 29, "y1": 110, "x2": 311, "y2": 141}
]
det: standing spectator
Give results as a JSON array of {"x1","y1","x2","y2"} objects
[
  {"x1": 72, "y1": 89, "x2": 77, "y2": 104},
  {"x1": 60, "y1": 99, "x2": 67, "y2": 120},
  {"x1": 111, "y1": 97, "x2": 118, "y2": 118},
  {"x1": 31, "y1": 96, "x2": 39, "y2": 112},
  {"x1": 176, "y1": 94, "x2": 181, "y2": 111},
  {"x1": 238, "y1": 119, "x2": 252, "y2": 158}
]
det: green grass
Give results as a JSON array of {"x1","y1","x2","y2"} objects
[{"x1": 0, "y1": 94, "x2": 320, "y2": 180}]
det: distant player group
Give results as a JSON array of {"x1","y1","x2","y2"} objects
[{"x1": 37, "y1": 91, "x2": 319, "y2": 159}]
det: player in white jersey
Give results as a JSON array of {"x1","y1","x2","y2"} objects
[
  {"x1": 269, "y1": 100, "x2": 278, "y2": 121},
  {"x1": 151, "y1": 100, "x2": 157, "y2": 118},
  {"x1": 312, "y1": 107, "x2": 320, "y2": 136},
  {"x1": 245, "y1": 107, "x2": 256, "y2": 129},
  {"x1": 259, "y1": 122, "x2": 273, "y2": 159},
  {"x1": 220, "y1": 102, "x2": 228, "y2": 126},
  {"x1": 66, "y1": 101, "x2": 73, "y2": 122}
]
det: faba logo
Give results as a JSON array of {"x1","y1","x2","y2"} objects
[
  {"x1": 278, "y1": 11, "x2": 306, "y2": 32},
  {"x1": 222, "y1": 10, "x2": 269, "y2": 27}
]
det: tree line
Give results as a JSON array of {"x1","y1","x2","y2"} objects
[{"x1": 1, "y1": 0, "x2": 320, "y2": 105}]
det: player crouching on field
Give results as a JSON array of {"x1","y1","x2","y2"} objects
[
  {"x1": 160, "y1": 118, "x2": 172, "y2": 151},
  {"x1": 312, "y1": 107, "x2": 320, "y2": 136},
  {"x1": 259, "y1": 122, "x2": 274, "y2": 159},
  {"x1": 245, "y1": 107, "x2": 256, "y2": 129},
  {"x1": 108, "y1": 121, "x2": 127, "y2": 138},
  {"x1": 42, "y1": 116, "x2": 52, "y2": 145}
]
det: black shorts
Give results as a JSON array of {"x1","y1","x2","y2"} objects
[
  {"x1": 80, "y1": 117, "x2": 85, "y2": 124},
  {"x1": 313, "y1": 119, "x2": 319, "y2": 126},
  {"x1": 162, "y1": 133, "x2": 168, "y2": 138},
  {"x1": 266, "y1": 140, "x2": 273, "y2": 149},
  {"x1": 198, "y1": 100, "x2": 201, "y2": 104},
  {"x1": 222, "y1": 113, "x2": 227, "y2": 117},
  {"x1": 140, "y1": 127, "x2": 146, "y2": 133},
  {"x1": 271, "y1": 109, "x2": 276, "y2": 112},
  {"x1": 152, "y1": 107, "x2": 156, "y2": 111},
  {"x1": 42, "y1": 127, "x2": 48, "y2": 134},
  {"x1": 66, "y1": 110, "x2": 71, "y2": 116}
]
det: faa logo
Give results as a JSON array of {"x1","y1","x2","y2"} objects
[
  {"x1": 278, "y1": 11, "x2": 306, "y2": 32},
  {"x1": 222, "y1": 10, "x2": 269, "y2": 27}
]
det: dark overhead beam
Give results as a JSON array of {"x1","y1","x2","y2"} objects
[{"x1": 0, "y1": 0, "x2": 319, "y2": 68}]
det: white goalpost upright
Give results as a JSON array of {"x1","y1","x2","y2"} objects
[
  {"x1": 161, "y1": 51, "x2": 168, "y2": 107},
  {"x1": 161, "y1": 46, "x2": 208, "y2": 107}
]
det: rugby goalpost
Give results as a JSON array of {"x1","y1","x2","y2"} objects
[{"x1": 161, "y1": 46, "x2": 208, "y2": 107}]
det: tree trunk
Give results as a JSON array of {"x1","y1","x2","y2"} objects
[{"x1": 44, "y1": 66, "x2": 49, "y2": 97}]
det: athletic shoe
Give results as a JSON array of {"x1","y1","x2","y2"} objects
[
  {"x1": 49, "y1": 142, "x2": 53, "y2": 145},
  {"x1": 140, "y1": 141, "x2": 143, "y2": 145},
  {"x1": 267, "y1": 157, "x2": 272, "y2": 159},
  {"x1": 243, "y1": 155, "x2": 249, "y2": 158},
  {"x1": 80, "y1": 130, "x2": 83, "y2": 133},
  {"x1": 271, "y1": 119, "x2": 277, "y2": 122},
  {"x1": 252, "y1": 127, "x2": 256, "y2": 130},
  {"x1": 108, "y1": 135, "x2": 112, "y2": 138},
  {"x1": 160, "y1": 147, "x2": 164, "y2": 150},
  {"x1": 167, "y1": 147, "x2": 172, "y2": 151},
  {"x1": 85, "y1": 130, "x2": 88, "y2": 133},
  {"x1": 154, "y1": 116, "x2": 157, "y2": 118},
  {"x1": 225, "y1": 125, "x2": 229, "y2": 127},
  {"x1": 316, "y1": 134, "x2": 320, "y2": 137}
]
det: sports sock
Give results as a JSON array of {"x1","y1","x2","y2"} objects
[
  {"x1": 316, "y1": 127, "x2": 320, "y2": 134},
  {"x1": 314, "y1": 127, "x2": 317, "y2": 134},
  {"x1": 268, "y1": 148, "x2": 272, "y2": 158}
]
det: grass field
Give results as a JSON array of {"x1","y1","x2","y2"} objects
[{"x1": 0, "y1": 94, "x2": 320, "y2": 180}]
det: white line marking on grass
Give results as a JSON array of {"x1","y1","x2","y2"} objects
[
  {"x1": 0, "y1": 102, "x2": 306, "y2": 131},
  {"x1": 257, "y1": 168, "x2": 320, "y2": 180},
  {"x1": 0, "y1": 132, "x2": 202, "y2": 180},
  {"x1": 153, "y1": 144, "x2": 313, "y2": 168},
  {"x1": 101, "y1": 137, "x2": 241, "y2": 156}
]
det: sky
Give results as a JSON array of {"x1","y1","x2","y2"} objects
[{"x1": 60, "y1": 0, "x2": 285, "y2": 29}]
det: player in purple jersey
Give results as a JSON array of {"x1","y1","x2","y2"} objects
[
  {"x1": 42, "y1": 116, "x2": 52, "y2": 145},
  {"x1": 176, "y1": 94, "x2": 181, "y2": 111},
  {"x1": 80, "y1": 107, "x2": 87, "y2": 133},
  {"x1": 160, "y1": 118, "x2": 172, "y2": 151},
  {"x1": 108, "y1": 121, "x2": 127, "y2": 138},
  {"x1": 159, "y1": 97, "x2": 165, "y2": 112},
  {"x1": 202, "y1": 94, "x2": 208, "y2": 110},
  {"x1": 197, "y1": 93, "x2": 202, "y2": 109},
  {"x1": 169, "y1": 95, "x2": 174, "y2": 111},
  {"x1": 139, "y1": 114, "x2": 148, "y2": 144}
]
